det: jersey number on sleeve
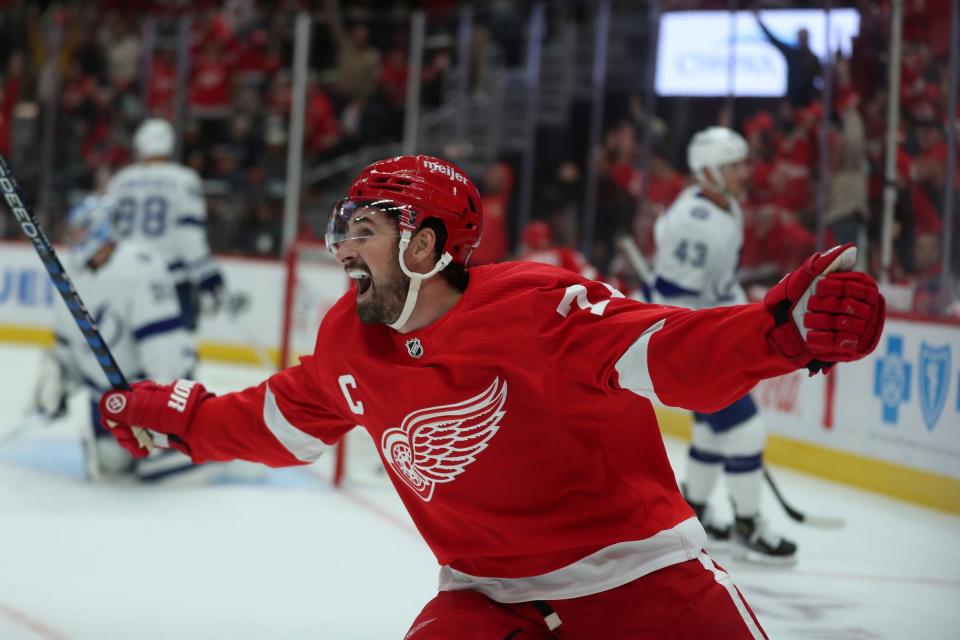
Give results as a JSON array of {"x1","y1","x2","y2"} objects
[
  {"x1": 673, "y1": 239, "x2": 708, "y2": 268},
  {"x1": 556, "y1": 283, "x2": 625, "y2": 318},
  {"x1": 114, "y1": 196, "x2": 168, "y2": 238}
]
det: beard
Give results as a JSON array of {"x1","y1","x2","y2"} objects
[{"x1": 356, "y1": 258, "x2": 411, "y2": 325}]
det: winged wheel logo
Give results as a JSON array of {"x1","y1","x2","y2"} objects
[{"x1": 381, "y1": 378, "x2": 507, "y2": 501}]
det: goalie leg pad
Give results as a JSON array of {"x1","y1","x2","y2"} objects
[{"x1": 33, "y1": 350, "x2": 72, "y2": 418}]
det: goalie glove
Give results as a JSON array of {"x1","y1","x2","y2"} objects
[
  {"x1": 98, "y1": 380, "x2": 213, "y2": 459},
  {"x1": 764, "y1": 244, "x2": 885, "y2": 373}
]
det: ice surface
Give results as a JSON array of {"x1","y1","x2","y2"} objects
[{"x1": 1, "y1": 342, "x2": 958, "y2": 639}]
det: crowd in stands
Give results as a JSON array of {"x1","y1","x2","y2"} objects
[
  {"x1": 0, "y1": 0, "x2": 956, "y2": 316},
  {"x1": 0, "y1": 0, "x2": 455, "y2": 254},
  {"x1": 552, "y1": 0, "x2": 960, "y2": 314}
]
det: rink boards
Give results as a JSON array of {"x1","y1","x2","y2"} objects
[
  {"x1": 1, "y1": 241, "x2": 958, "y2": 513},
  {"x1": 0, "y1": 240, "x2": 345, "y2": 366}
]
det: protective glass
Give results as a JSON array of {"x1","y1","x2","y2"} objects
[{"x1": 325, "y1": 198, "x2": 408, "y2": 254}]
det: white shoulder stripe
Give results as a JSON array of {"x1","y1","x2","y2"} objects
[
  {"x1": 263, "y1": 384, "x2": 329, "y2": 462},
  {"x1": 614, "y1": 319, "x2": 666, "y2": 404}
]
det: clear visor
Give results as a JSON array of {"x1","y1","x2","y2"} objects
[
  {"x1": 325, "y1": 198, "x2": 411, "y2": 254},
  {"x1": 66, "y1": 197, "x2": 114, "y2": 266}
]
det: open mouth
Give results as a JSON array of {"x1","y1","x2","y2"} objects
[{"x1": 348, "y1": 268, "x2": 372, "y2": 296}]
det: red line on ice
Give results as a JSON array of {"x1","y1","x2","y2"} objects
[
  {"x1": 302, "y1": 465, "x2": 419, "y2": 538},
  {"x1": 0, "y1": 601, "x2": 68, "y2": 640},
  {"x1": 340, "y1": 485, "x2": 421, "y2": 539}
]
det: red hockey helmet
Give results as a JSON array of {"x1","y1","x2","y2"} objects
[
  {"x1": 341, "y1": 155, "x2": 483, "y2": 265},
  {"x1": 522, "y1": 220, "x2": 553, "y2": 251}
]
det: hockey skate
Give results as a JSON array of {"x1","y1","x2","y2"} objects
[
  {"x1": 685, "y1": 496, "x2": 732, "y2": 551},
  {"x1": 136, "y1": 447, "x2": 201, "y2": 483},
  {"x1": 731, "y1": 515, "x2": 797, "y2": 565}
]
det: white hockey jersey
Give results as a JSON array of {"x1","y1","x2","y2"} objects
[
  {"x1": 52, "y1": 242, "x2": 196, "y2": 393},
  {"x1": 652, "y1": 185, "x2": 747, "y2": 310},
  {"x1": 104, "y1": 162, "x2": 220, "y2": 290}
]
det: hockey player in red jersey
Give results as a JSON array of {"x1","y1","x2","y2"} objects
[
  {"x1": 98, "y1": 155, "x2": 884, "y2": 639},
  {"x1": 520, "y1": 219, "x2": 600, "y2": 280}
]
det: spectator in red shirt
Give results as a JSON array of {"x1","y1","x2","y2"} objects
[
  {"x1": 630, "y1": 152, "x2": 686, "y2": 259},
  {"x1": 740, "y1": 203, "x2": 818, "y2": 280},
  {"x1": 146, "y1": 50, "x2": 177, "y2": 119},
  {"x1": 743, "y1": 110, "x2": 778, "y2": 206},
  {"x1": 470, "y1": 162, "x2": 513, "y2": 265},
  {"x1": 768, "y1": 102, "x2": 819, "y2": 215},
  {"x1": 305, "y1": 77, "x2": 341, "y2": 158},
  {"x1": 905, "y1": 0, "x2": 954, "y2": 58},
  {"x1": 0, "y1": 51, "x2": 22, "y2": 158},
  {"x1": 232, "y1": 29, "x2": 280, "y2": 88},
  {"x1": 645, "y1": 152, "x2": 686, "y2": 215},
  {"x1": 189, "y1": 38, "x2": 235, "y2": 118},
  {"x1": 60, "y1": 60, "x2": 100, "y2": 118},
  {"x1": 908, "y1": 133, "x2": 950, "y2": 237},
  {"x1": 266, "y1": 69, "x2": 292, "y2": 117},
  {"x1": 520, "y1": 220, "x2": 600, "y2": 281},
  {"x1": 605, "y1": 121, "x2": 643, "y2": 200},
  {"x1": 379, "y1": 46, "x2": 409, "y2": 108}
]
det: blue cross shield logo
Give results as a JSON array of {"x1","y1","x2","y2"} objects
[
  {"x1": 918, "y1": 342, "x2": 950, "y2": 432},
  {"x1": 874, "y1": 336, "x2": 911, "y2": 424}
]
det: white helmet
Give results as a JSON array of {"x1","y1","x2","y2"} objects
[
  {"x1": 133, "y1": 118, "x2": 175, "y2": 159},
  {"x1": 687, "y1": 126, "x2": 748, "y2": 192}
]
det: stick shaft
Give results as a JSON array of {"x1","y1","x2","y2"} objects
[
  {"x1": 0, "y1": 155, "x2": 153, "y2": 450},
  {"x1": 616, "y1": 235, "x2": 654, "y2": 286}
]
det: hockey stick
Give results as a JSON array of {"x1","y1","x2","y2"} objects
[
  {"x1": 615, "y1": 234, "x2": 654, "y2": 287},
  {"x1": 763, "y1": 466, "x2": 846, "y2": 528},
  {"x1": 0, "y1": 413, "x2": 47, "y2": 450},
  {"x1": 0, "y1": 154, "x2": 154, "y2": 451}
]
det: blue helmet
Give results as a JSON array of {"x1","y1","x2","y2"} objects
[{"x1": 66, "y1": 195, "x2": 115, "y2": 267}]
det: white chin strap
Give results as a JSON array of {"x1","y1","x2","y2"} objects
[
  {"x1": 387, "y1": 230, "x2": 454, "y2": 331},
  {"x1": 700, "y1": 166, "x2": 729, "y2": 195},
  {"x1": 700, "y1": 167, "x2": 740, "y2": 206}
]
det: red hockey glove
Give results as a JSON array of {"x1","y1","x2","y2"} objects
[
  {"x1": 98, "y1": 380, "x2": 213, "y2": 459},
  {"x1": 764, "y1": 244, "x2": 885, "y2": 373}
]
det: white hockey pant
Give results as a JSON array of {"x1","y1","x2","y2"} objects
[{"x1": 685, "y1": 413, "x2": 766, "y2": 517}]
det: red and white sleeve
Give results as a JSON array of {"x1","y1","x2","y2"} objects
[
  {"x1": 527, "y1": 275, "x2": 795, "y2": 413},
  {"x1": 187, "y1": 359, "x2": 355, "y2": 467},
  {"x1": 615, "y1": 303, "x2": 796, "y2": 412}
]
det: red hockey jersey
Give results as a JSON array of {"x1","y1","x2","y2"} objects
[
  {"x1": 521, "y1": 247, "x2": 599, "y2": 281},
  {"x1": 185, "y1": 262, "x2": 796, "y2": 601}
]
